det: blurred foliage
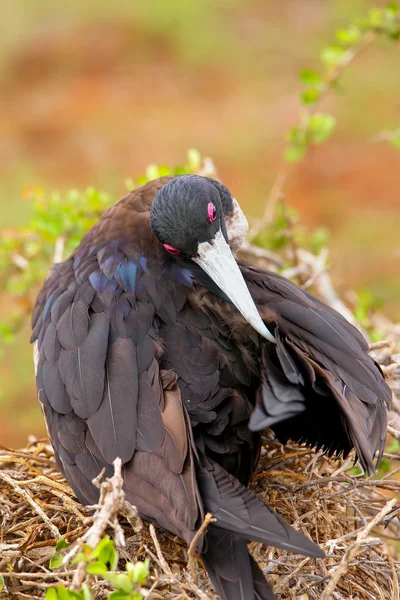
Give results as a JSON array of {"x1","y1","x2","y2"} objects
[
  {"x1": 284, "y1": 2, "x2": 400, "y2": 162},
  {"x1": 46, "y1": 536, "x2": 149, "y2": 600},
  {"x1": 0, "y1": 150, "x2": 201, "y2": 348},
  {"x1": 251, "y1": 201, "x2": 330, "y2": 257},
  {"x1": 0, "y1": 188, "x2": 113, "y2": 350}
]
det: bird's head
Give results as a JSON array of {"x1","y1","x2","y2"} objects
[{"x1": 149, "y1": 175, "x2": 275, "y2": 342}]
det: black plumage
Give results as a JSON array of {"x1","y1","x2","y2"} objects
[{"x1": 32, "y1": 174, "x2": 390, "y2": 599}]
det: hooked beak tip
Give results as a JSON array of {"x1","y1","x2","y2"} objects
[{"x1": 193, "y1": 231, "x2": 276, "y2": 344}]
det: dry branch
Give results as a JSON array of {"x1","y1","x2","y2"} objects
[
  {"x1": 187, "y1": 513, "x2": 216, "y2": 582},
  {"x1": 320, "y1": 499, "x2": 397, "y2": 599},
  {"x1": 63, "y1": 457, "x2": 142, "y2": 590},
  {"x1": 239, "y1": 242, "x2": 357, "y2": 324}
]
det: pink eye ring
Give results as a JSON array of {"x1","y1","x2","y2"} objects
[
  {"x1": 208, "y1": 202, "x2": 217, "y2": 222},
  {"x1": 163, "y1": 243, "x2": 181, "y2": 255}
]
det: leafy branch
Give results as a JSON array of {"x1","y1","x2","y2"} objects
[
  {"x1": 286, "y1": 2, "x2": 400, "y2": 163},
  {"x1": 250, "y1": 2, "x2": 400, "y2": 237},
  {"x1": 45, "y1": 538, "x2": 149, "y2": 600},
  {"x1": 0, "y1": 150, "x2": 207, "y2": 349}
]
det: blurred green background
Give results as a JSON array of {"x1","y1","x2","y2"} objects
[{"x1": 0, "y1": 0, "x2": 399, "y2": 447}]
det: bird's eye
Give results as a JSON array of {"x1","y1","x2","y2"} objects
[
  {"x1": 163, "y1": 243, "x2": 181, "y2": 255},
  {"x1": 207, "y1": 202, "x2": 217, "y2": 222}
]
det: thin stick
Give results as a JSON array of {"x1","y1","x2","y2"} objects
[
  {"x1": 63, "y1": 457, "x2": 138, "y2": 590},
  {"x1": 149, "y1": 525, "x2": 172, "y2": 575},
  {"x1": 387, "y1": 425, "x2": 400, "y2": 440},
  {"x1": 187, "y1": 513, "x2": 216, "y2": 581},
  {"x1": 53, "y1": 236, "x2": 65, "y2": 264},
  {"x1": 321, "y1": 499, "x2": 396, "y2": 599},
  {"x1": 248, "y1": 169, "x2": 288, "y2": 240},
  {"x1": 0, "y1": 471, "x2": 61, "y2": 540}
]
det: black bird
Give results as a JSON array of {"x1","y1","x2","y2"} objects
[{"x1": 31, "y1": 175, "x2": 391, "y2": 600}]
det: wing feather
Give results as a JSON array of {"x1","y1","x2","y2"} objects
[
  {"x1": 87, "y1": 337, "x2": 138, "y2": 463},
  {"x1": 32, "y1": 222, "x2": 202, "y2": 544},
  {"x1": 241, "y1": 261, "x2": 391, "y2": 471}
]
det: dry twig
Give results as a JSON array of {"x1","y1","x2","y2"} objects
[
  {"x1": 187, "y1": 513, "x2": 216, "y2": 581},
  {"x1": 321, "y1": 499, "x2": 397, "y2": 599},
  {"x1": 64, "y1": 457, "x2": 142, "y2": 590}
]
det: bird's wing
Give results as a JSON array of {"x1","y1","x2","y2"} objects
[
  {"x1": 31, "y1": 244, "x2": 202, "y2": 544},
  {"x1": 240, "y1": 261, "x2": 391, "y2": 472},
  {"x1": 157, "y1": 292, "x2": 260, "y2": 485}
]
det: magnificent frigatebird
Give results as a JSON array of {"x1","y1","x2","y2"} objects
[{"x1": 31, "y1": 175, "x2": 391, "y2": 599}]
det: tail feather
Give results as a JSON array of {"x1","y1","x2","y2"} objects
[
  {"x1": 202, "y1": 528, "x2": 275, "y2": 600},
  {"x1": 197, "y1": 454, "x2": 324, "y2": 558},
  {"x1": 249, "y1": 554, "x2": 277, "y2": 600}
]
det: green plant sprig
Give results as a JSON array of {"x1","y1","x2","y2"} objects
[
  {"x1": 46, "y1": 536, "x2": 150, "y2": 600},
  {"x1": 0, "y1": 150, "x2": 202, "y2": 347},
  {"x1": 285, "y1": 2, "x2": 400, "y2": 162}
]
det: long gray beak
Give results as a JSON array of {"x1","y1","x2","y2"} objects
[{"x1": 192, "y1": 230, "x2": 276, "y2": 343}]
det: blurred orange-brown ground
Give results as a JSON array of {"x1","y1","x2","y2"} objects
[{"x1": 0, "y1": 0, "x2": 399, "y2": 446}]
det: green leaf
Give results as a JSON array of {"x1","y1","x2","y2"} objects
[
  {"x1": 320, "y1": 45, "x2": 346, "y2": 66},
  {"x1": 387, "y1": 1, "x2": 398, "y2": 10},
  {"x1": 92, "y1": 535, "x2": 112, "y2": 564},
  {"x1": 109, "y1": 592, "x2": 129, "y2": 600},
  {"x1": 386, "y1": 437, "x2": 400, "y2": 453},
  {"x1": 87, "y1": 561, "x2": 108, "y2": 575},
  {"x1": 126, "y1": 559, "x2": 150, "y2": 585},
  {"x1": 336, "y1": 26, "x2": 361, "y2": 45},
  {"x1": 310, "y1": 227, "x2": 329, "y2": 254},
  {"x1": 284, "y1": 144, "x2": 307, "y2": 162},
  {"x1": 145, "y1": 164, "x2": 160, "y2": 181},
  {"x1": 124, "y1": 177, "x2": 135, "y2": 191},
  {"x1": 56, "y1": 537, "x2": 70, "y2": 552},
  {"x1": 369, "y1": 8, "x2": 383, "y2": 27},
  {"x1": 299, "y1": 69, "x2": 321, "y2": 84},
  {"x1": 187, "y1": 148, "x2": 201, "y2": 171},
  {"x1": 49, "y1": 555, "x2": 63, "y2": 570},
  {"x1": 347, "y1": 466, "x2": 362, "y2": 476},
  {"x1": 301, "y1": 88, "x2": 319, "y2": 105},
  {"x1": 45, "y1": 589, "x2": 58, "y2": 600},
  {"x1": 390, "y1": 135, "x2": 400, "y2": 150},
  {"x1": 385, "y1": 2, "x2": 399, "y2": 18},
  {"x1": 308, "y1": 113, "x2": 336, "y2": 144},
  {"x1": 106, "y1": 573, "x2": 134, "y2": 594},
  {"x1": 55, "y1": 586, "x2": 71, "y2": 600},
  {"x1": 377, "y1": 458, "x2": 392, "y2": 477},
  {"x1": 109, "y1": 544, "x2": 119, "y2": 571},
  {"x1": 68, "y1": 593, "x2": 85, "y2": 600},
  {"x1": 50, "y1": 538, "x2": 70, "y2": 570},
  {"x1": 81, "y1": 585, "x2": 93, "y2": 600},
  {"x1": 286, "y1": 124, "x2": 306, "y2": 145},
  {"x1": 0, "y1": 323, "x2": 16, "y2": 344},
  {"x1": 0, "y1": 577, "x2": 5, "y2": 592},
  {"x1": 157, "y1": 164, "x2": 172, "y2": 177},
  {"x1": 369, "y1": 328, "x2": 384, "y2": 343},
  {"x1": 172, "y1": 164, "x2": 187, "y2": 175},
  {"x1": 136, "y1": 175, "x2": 148, "y2": 186},
  {"x1": 71, "y1": 552, "x2": 90, "y2": 565},
  {"x1": 91, "y1": 534, "x2": 118, "y2": 569}
]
